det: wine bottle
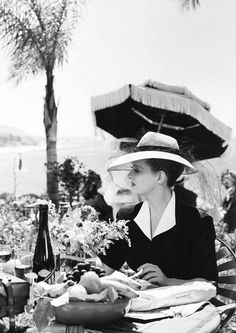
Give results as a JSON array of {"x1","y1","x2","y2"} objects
[{"x1": 33, "y1": 204, "x2": 55, "y2": 281}]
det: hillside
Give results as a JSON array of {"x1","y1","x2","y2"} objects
[
  {"x1": 0, "y1": 124, "x2": 38, "y2": 147},
  {"x1": 0, "y1": 123, "x2": 235, "y2": 171}
]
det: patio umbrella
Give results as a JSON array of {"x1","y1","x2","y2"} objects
[{"x1": 91, "y1": 80, "x2": 232, "y2": 160}]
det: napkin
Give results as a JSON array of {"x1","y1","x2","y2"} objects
[
  {"x1": 2, "y1": 259, "x2": 16, "y2": 275},
  {"x1": 170, "y1": 301, "x2": 208, "y2": 317},
  {"x1": 130, "y1": 281, "x2": 216, "y2": 311},
  {"x1": 125, "y1": 301, "x2": 209, "y2": 323}
]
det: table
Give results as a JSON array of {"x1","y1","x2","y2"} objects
[{"x1": 26, "y1": 303, "x2": 221, "y2": 333}]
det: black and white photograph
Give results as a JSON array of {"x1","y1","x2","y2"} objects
[{"x1": 0, "y1": 1, "x2": 236, "y2": 332}]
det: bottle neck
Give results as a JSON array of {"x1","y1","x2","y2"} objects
[{"x1": 39, "y1": 205, "x2": 48, "y2": 229}]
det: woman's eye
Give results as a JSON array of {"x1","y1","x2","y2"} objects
[{"x1": 132, "y1": 168, "x2": 140, "y2": 173}]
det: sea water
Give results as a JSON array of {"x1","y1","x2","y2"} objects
[{"x1": 0, "y1": 139, "x2": 110, "y2": 195}]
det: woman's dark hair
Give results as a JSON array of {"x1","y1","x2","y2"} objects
[
  {"x1": 82, "y1": 170, "x2": 102, "y2": 199},
  {"x1": 145, "y1": 159, "x2": 185, "y2": 188}
]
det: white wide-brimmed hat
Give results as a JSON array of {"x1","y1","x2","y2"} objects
[{"x1": 108, "y1": 132, "x2": 197, "y2": 174}]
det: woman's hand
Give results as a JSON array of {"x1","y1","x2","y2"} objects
[
  {"x1": 137, "y1": 263, "x2": 169, "y2": 286},
  {"x1": 137, "y1": 264, "x2": 209, "y2": 286}
]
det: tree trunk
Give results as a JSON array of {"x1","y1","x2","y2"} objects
[{"x1": 44, "y1": 70, "x2": 59, "y2": 205}]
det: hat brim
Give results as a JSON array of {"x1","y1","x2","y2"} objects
[{"x1": 108, "y1": 151, "x2": 197, "y2": 174}]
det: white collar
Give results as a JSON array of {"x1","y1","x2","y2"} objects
[{"x1": 134, "y1": 192, "x2": 176, "y2": 240}]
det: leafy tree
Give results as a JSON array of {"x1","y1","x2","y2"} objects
[{"x1": 0, "y1": 0, "x2": 85, "y2": 204}]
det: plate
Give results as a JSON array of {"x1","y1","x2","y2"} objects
[{"x1": 53, "y1": 297, "x2": 131, "y2": 326}]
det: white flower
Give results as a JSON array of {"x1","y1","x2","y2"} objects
[{"x1": 48, "y1": 204, "x2": 130, "y2": 257}]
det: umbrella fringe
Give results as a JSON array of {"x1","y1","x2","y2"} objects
[
  {"x1": 144, "y1": 80, "x2": 211, "y2": 111},
  {"x1": 131, "y1": 85, "x2": 231, "y2": 142},
  {"x1": 91, "y1": 85, "x2": 130, "y2": 112}
]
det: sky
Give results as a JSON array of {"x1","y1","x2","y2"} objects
[{"x1": 0, "y1": 0, "x2": 236, "y2": 139}]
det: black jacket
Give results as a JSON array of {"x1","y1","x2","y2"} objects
[{"x1": 99, "y1": 197, "x2": 218, "y2": 282}]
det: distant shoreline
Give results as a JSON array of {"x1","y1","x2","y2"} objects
[{"x1": 0, "y1": 140, "x2": 109, "y2": 155}]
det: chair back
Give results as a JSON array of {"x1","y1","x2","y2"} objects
[{"x1": 211, "y1": 237, "x2": 236, "y2": 306}]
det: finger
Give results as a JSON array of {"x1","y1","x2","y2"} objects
[
  {"x1": 139, "y1": 266, "x2": 156, "y2": 278},
  {"x1": 137, "y1": 263, "x2": 149, "y2": 271},
  {"x1": 138, "y1": 263, "x2": 155, "y2": 270},
  {"x1": 143, "y1": 266, "x2": 163, "y2": 277},
  {"x1": 148, "y1": 277, "x2": 161, "y2": 285},
  {"x1": 141, "y1": 272, "x2": 158, "y2": 281}
]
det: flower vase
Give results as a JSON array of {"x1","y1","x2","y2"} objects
[{"x1": 78, "y1": 250, "x2": 97, "y2": 268}]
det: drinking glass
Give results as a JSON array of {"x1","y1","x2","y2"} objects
[
  {"x1": 14, "y1": 250, "x2": 32, "y2": 280},
  {"x1": 0, "y1": 244, "x2": 12, "y2": 271}
]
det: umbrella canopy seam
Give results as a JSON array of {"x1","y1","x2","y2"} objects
[{"x1": 131, "y1": 107, "x2": 200, "y2": 131}]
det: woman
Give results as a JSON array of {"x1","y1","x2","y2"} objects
[{"x1": 99, "y1": 132, "x2": 218, "y2": 286}]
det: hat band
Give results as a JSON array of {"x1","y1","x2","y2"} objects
[{"x1": 135, "y1": 145, "x2": 180, "y2": 156}]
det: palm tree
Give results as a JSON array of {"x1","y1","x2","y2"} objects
[{"x1": 0, "y1": 0, "x2": 84, "y2": 204}]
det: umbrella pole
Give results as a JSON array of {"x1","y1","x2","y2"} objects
[{"x1": 157, "y1": 112, "x2": 166, "y2": 132}]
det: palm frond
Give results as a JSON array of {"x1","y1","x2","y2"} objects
[
  {"x1": 28, "y1": 0, "x2": 45, "y2": 32},
  {"x1": 180, "y1": 0, "x2": 201, "y2": 10},
  {"x1": 0, "y1": 0, "x2": 86, "y2": 83},
  {"x1": 50, "y1": 0, "x2": 84, "y2": 68},
  {"x1": 0, "y1": 0, "x2": 47, "y2": 77},
  {"x1": 8, "y1": 48, "x2": 44, "y2": 84}
]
